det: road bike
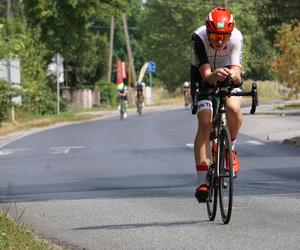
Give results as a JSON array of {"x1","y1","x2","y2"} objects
[{"x1": 192, "y1": 80, "x2": 258, "y2": 224}]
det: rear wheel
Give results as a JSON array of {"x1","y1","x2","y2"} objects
[{"x1": 219, "y1": 127, "x2": 233, "y2": 224}]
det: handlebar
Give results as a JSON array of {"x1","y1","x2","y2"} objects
[
  {"x1": 192, "y1": 81, "x2": 259, "y2": 115},
  {"x1": 228, "y1": 82, "x2": 258, "y2": 114}
]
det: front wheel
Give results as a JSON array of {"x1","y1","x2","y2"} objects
[
  {"x1": 218, "y1": 127, "x2": 234, "y2": 224},
  {"x1": 120, "y1": 102, "x2": 124, "y2": 120},
  {"x1": 137, "y1": 103, "x2": 142, "y2": 115},
  {"x1": 206, "y1": 164, "x2": 218, "y2": 221}
]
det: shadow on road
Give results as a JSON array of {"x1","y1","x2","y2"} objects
[{"x1": 71, "y1": 219, "x2": 217, "y2": 231}]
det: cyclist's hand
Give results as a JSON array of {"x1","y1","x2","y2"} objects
[
  {"x1": 225, "y1": 68, "x2": 240, "y2": 83},
  {"x1": 213, "y1": 68, "x2": 230, "y2": 82}
]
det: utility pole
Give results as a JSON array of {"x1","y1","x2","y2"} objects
[
  {"x1": 6, "y1": 0, "x2": 11, "y2": 21},
  {"x1": 122, "y1": 13, "x2": 137, "y2": 86},
  {"x1": 107, "y1": 16, "x2": 114, "y2": 83}
]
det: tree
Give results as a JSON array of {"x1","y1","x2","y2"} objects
[
  {"x1": 273, "y1": 20, "x2": 300, "y2": 98},
  {"x1": 23, "y1": 0, "x2": 131, "y2": 87},
  {"x1": 23, "y1": 0, "x2": 99, "y2": 87},
  {"x1": 0, "y1": 80, "x2": 13, "y2": 123},
  {"x1": 256, "y1": 0, "x2": 300, "y2": 42},
  {"x1": 0, "y1": 14, "x2": 57, "y2": 115},
  {"x1": 230, "y1": 1, "x2": 274, "y2": 80},
  {"x1": 141, "y1": 0, "x2": 212, "y2": 91}
]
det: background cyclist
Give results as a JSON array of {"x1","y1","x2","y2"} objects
[
  {"x1": 116, "y1": 82, "x2": 128, "y2": 118},
  {"x1": 135, "y1": 82, "x2": 145, "y2": 108},
  {"x1": 190, "y1": 7, "x2": 243, "y2": 203},
  {"x1": 182, "y1": 81, "x2": 191, "y2": 107}
]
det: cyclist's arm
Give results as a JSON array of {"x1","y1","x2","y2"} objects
[
  {"x1": 200, "y1": 64, "x2": 230, "y2": 85},
  {"x1": 229, "y1": 29, "x2": 243, "y2": 85},
  {"x1": 117, "y1": 91, "x2": 125, "y2": 97}
]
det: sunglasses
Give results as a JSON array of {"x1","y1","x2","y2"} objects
[{"x1": 208, "y1": 32, "x2": 231, "y2": 41}]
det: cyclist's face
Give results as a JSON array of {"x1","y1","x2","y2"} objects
[
  {"x1": 208, "y1": 32, "x2": 231, "y2": 51},
  {"x1": 209, "y1": 38, "x2": 228, "y2": 51}
]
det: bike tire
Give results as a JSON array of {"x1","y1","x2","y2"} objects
[
  {"x1": 137, "y1": 103, "x2": 142, "y2": 115},
  {"x1": 218, "y1": 127, "x2": 233, "y2": 224},
  {"x1": 206, "y1": 164, "x2": 218, "y2": 221},
  {"x1": 120, "y1": 103, "x2": 124, "y2": 120}
]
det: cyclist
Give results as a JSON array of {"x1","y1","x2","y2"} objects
[
  {"x1": 135, "y1": 82, "x2": 145, "y2": 107},
  {"x1": 116, "y1": 82, "x2": 128, "y2": 118},
  {"x1": 182, "y1": 81, "x2": 191, "y2": 107},
  {"x1": 190, "y1": 7, "x2": 243, "y2": 203}
]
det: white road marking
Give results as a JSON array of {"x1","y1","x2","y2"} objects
[
  {"x1": 49, "y1": 146, "x2": 84, "y2": 154},
  {"x1": 0, "y1": 148, "x2": 28, "y2": 156},
  {"x1": 244, "y1": 140, "x2": 265, "y2": 145},
  {"x1": 186, "y1": 143, "x2": 194, "y2": 149}
]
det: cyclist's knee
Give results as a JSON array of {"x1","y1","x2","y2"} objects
[
  {"x1": 197, "y1": 113, "x2": 212, "y2": 133},
  {"x1": 227, "y1": 105, "x2": 241, "y2": 116}
]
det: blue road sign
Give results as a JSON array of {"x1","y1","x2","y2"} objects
[{"x1": 147, "y1": 61, "x2": 156, "y2": 73}]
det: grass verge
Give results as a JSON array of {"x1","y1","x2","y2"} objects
[
  {"x1": 0, "y1": 211, "x2": 58, "y2": 250},
  {"x1": 276, "y1": 103, "x2": 300, "y2": 110},
  {"x1": 0, "y1": 109, "x2": 97, "y2": 138}
]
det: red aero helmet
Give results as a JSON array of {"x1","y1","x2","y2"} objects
[{"x1": 206, "y1": 7, "x2": 234, "y2": 34}]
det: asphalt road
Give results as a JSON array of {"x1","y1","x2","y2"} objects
[{"x1": 0, "y1": 105, "x2": 300, "y2": 250}]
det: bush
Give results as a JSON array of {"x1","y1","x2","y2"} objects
[
  {"x1": 21, "y1": 84, "x2": 57, "y2": 115},
  {"x1": 0, "y1": 80, "x2": 14, "y2": 123},
  {"x1": 97, "y1": 80, "x2": 117, "y2": 107}
]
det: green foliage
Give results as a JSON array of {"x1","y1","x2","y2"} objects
[
  {"x1": 0, "y1": 16, "x2": 57, "y2": 115},
  {"x1": 0, "y1": 80, "x2": 14, "y2": 123},
  {"x1": 0, "y1": 16, "x2": 56, "y2": 117},
  {"x1": 141, "y1": 0, "x2": 211, "y2": 91},
  {"x1": 0, "y1": 212, "x2": 52, "y2": 250},
  {"x1": 97, "y1": 80, "x2": 117, "y2": 106},
  {"x1": 256, "y1": 0, "x2": 300, "y2": 42},
  {"x1": 23, "y1": 0, "x2": 130, "y2": 87},
  {"x1": 230, "y1": 2, "x2": 275, "y2": 80},
  {"x1": 273, "y1": 20, "x2": 300, "y2": 98}
]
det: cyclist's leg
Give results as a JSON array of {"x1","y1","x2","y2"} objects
[
  {"x1": 193, "y1": 89, "x2": 214, "y2": 200},
  {"x1": 117, "y1": 97, "x2": 121, "y2": 110},
  {"x1": 194, "y1": 107, "x2": 213, "y2": 202},
  {"x1": 225, "y1": 95, "x2": 242, "y2": 141},
  {"x1": 124, "y1": 96, "x2": 128, "y2": 111},
  {"x1": 191, "y1": 69, "x2": 214, "y2": 202},
  {"x1": 225, "y1": 95, "x2": 242, "y2": 173}
]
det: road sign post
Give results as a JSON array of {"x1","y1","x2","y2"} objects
[{"x1": 146, "y1": 61, "x2": 156, "y2": 105}]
